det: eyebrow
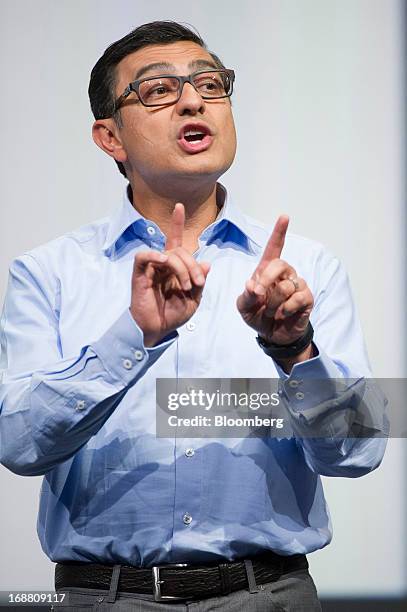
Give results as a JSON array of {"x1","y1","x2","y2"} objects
[{"x1": 133, "y1": 59, "x2": 219, "y2": 81}]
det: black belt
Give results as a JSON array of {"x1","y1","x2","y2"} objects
[{"x1": 55, "y1": 552, "x2": 308, "y2": 602}]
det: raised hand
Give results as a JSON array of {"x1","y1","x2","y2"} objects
[
  {"x1": 236, "y1": 215, "x2": 314, "y2": 347},
  {"x1": 130, "y1": 203, "x2": 210, "y2": 347}
]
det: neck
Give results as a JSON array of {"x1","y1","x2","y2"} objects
[{"x1": 128, "y1": 180, "x2": 222, "y2": 253}]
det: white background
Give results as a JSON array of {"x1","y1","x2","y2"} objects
[{"x1": 0, "y1": 0, "x2": 405, "y2": 598}]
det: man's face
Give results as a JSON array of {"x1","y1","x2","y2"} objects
[{"x1": 112, "y1": 41, "x2": 237, "y2": 189}]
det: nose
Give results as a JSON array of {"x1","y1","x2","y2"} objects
[{"x1": 175, "y1": 82, "x2": 205, "y2": 115}]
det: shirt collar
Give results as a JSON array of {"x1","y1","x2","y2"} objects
[
  {"x1": 102, "y1": 186, "x2": 145, "y2": 252},
  {"x1": 102, "y1": 183, "x2": 262, "y2": 253}
]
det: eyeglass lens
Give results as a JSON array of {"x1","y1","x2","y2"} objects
[{"x1": 138, "y1": 71, "x2": 232, "y2": 105}]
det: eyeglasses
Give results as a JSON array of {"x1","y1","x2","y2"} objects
[{"x1": 114, "y1": 68, "x2": 235, "y2": 111}]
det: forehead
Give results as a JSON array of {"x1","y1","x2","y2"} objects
[{"x1": 115, "y1": 41, "x2": 216, "y2": 91}]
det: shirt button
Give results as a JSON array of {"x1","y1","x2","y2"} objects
[
  {"x1": 133, "y1": 350, "x2": 144, "y2": 361},
  {"x1": 289, "y1": 380, "x2": 299, "y2": 388},
  {"x1": 185, "y1": 448, "x2": 195, "y2": 457},
  {"x1": 295, "y1": 392, "x2": 305, "y2": 400},
  {"x1": 123, "y1": 359, "x2": 133, "y2": 370},
  {"x1": 186, "y1": 322, "x2": 196, "y2": 331},
  {"x1": 183, "y1": 513, "x2": 192, "y2": 525},
  {"x1": 147, "y1": 226, "x2": 156, "y2": 235},
  {"x1": 75, "y1": 400, "x2": 86, "y2": 411}
]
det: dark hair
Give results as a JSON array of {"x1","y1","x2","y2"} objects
[{"x1": 88, "y1": 21, "x2": 225, "y2": 178}]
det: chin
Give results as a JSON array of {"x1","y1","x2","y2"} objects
[
  {"x1": 177, "y1": 164, "x2": 230, "y2": 183},
  {"x1": 179, "y1": 151, "x2": 235, "y2": 177}
]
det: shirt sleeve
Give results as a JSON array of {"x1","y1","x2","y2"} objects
[
  {"x1": 0, "y1": 254, "x2": 177, "y2": 476},
  {"x1": 274, "y1": 248, "x2": 388, "y2": 476}
]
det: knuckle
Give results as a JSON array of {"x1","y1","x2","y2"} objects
[
  {"x1": 280, "y1": 281, "x2": 293, "y2": 299},
  {"x1": 296, "y1": 295, "x2": 307, "y2": 308},
  {"x1": 297, "y1": 292, "x2": 313, "y2": 309},
  {"x1": 167, "y1": 252, "x2": 180, "y2": 267},
  {"x1": 278, "y1": 260, "x2": 295, "y2": 278},
  {"x1": 260, "y1": 263, "x2": 279, "y2": 283},
  {"x1": 272, "y1": 260, "x2": 285, "y2": 274},
  {"x1": 278, "y1": 259, "x2": 291, "y2": 272}
]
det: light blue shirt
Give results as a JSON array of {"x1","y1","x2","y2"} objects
[{"x1": 0, "y1": 185, "x2": 387, "y2": 566}]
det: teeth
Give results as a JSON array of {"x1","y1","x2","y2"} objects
[{"x1": 184, "y1": 129, "x2": 205, "y2": 137}]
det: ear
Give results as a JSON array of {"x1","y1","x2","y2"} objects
[{"x1": 92, "y1": 119, "x2": 127, "y2": 164}]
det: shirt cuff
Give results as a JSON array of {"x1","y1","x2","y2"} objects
[
  {"x1": 278, "y1": 343, "x2": 345, "y2": 414},
  {"x1": 92, "y1": 309, "x2": 177, "y2": 387}
]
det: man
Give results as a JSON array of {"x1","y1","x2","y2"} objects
[{"x1": 0, "y1": 21, "x2": 387, "y2": 611}]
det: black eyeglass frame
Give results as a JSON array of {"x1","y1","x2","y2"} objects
[{"x1": 113, "y1": 68, "x2": 235, "y2": 111}]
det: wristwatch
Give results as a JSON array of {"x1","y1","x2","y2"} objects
[{"x1": 256, "y1": 322, "x2": 314, "y2": 359}]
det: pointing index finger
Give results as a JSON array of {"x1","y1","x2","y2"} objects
[
  {"x1": 166, "y1": 203, "x2": 185, "y2": 250},
  {"x1": 257, "y1": 214, "x2": 289, "y2": 271}
]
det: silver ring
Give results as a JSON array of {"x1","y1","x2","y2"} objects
[{"x1": 288, "y1": 276, "x2": 299, "y2": 291}]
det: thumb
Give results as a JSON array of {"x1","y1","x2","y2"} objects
[
  {"x1": 200, "y1": 261, "x2": 211, "y2": 279},
  {"x1": 236, "y1": 278, "x2": 264, "y2": 312}
]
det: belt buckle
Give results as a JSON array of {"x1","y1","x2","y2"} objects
[{"x1": 152, "y1": 564, "x2": 188, "y2": 601}]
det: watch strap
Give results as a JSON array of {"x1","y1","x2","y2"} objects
[{"x1": 256, "y1": 322, "x2": 314, "y2": 359}]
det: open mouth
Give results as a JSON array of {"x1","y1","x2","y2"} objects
[
  {"x1": 177, "y1": 123, "x2": 213, "y2": 154},
  {"x1": 184, "y1": 129, "x2": 207, "y2": 143}
]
